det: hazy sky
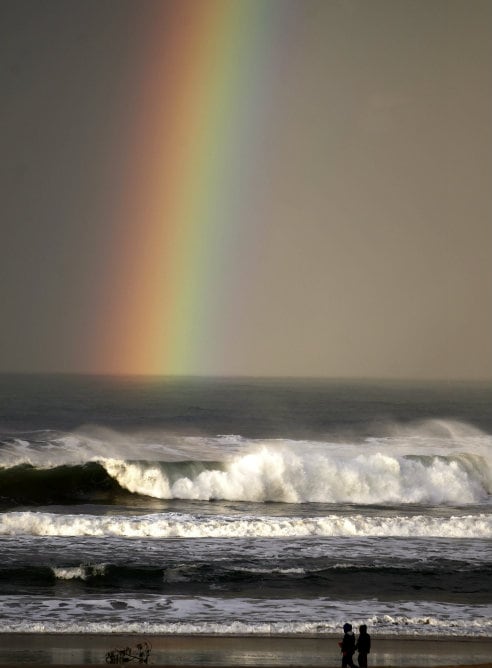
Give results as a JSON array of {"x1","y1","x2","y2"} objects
[{"x1": 1, "y1": 0, "x2": 491, "y2": 379}]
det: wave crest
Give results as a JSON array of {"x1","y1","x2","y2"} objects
[{"x1": 101, "y1": 446, "x2": 491, "y2": 505}]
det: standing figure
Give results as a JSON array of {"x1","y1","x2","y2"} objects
[
  {"x1": 338, "y1": 622, "x2": 356, "y2": 668},
  {"x1": 356, "y1": 624, "x2": 371, "y2": 668}
]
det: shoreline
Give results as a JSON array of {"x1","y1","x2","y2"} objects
[{"x1": 0, "y1": 634, "x2": 491, "y2": 667}]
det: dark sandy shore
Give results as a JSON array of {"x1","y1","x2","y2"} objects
[{"x1": 0, "y1": 634, "x2": 491, "y2": 667}]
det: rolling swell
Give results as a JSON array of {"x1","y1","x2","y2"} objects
[
  {"x1": 0, "y1": 462, "x2": 124, "y2": 506},
  {"x1": 0, "y1": 561, "x2": 490, "y2": 603},
  {"x1": 0, "y1": 459, "x2": 226, "y2": 507}
]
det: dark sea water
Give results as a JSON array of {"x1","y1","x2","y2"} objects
[{"x1": 0, "y1": 375, "x2": 491, "y2": 641}]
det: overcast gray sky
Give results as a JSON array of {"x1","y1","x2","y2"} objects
[{"x1": 1, "y1": 0, "x2": 491, "y2": 379}]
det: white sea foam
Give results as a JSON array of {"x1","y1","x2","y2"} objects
[
  {"x1": 52, "y1": 564, "x2": 107, "y2": 580},
  {"x1": 1, "y1": 511, "x2": 490, "y2": 538},
  {"x1": 52, "y1": 566, "x2": 90, "y2": 581},
  {"x1": 101, "y1": 443, "x2": 491, "y2": 505},
  {"x1": 0, "y1": 594, "x2": 490, "y2": 637}
]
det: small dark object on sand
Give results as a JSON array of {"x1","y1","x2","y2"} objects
[{"x1": 105, "y1": 640, "x2": 152, "y2": 663}]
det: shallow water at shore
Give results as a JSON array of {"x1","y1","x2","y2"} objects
[{"x1": 0, "y1": 634, "x2": 491, "y2": 666}]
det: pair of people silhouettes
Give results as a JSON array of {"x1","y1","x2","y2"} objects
[{"x1": 339, "y1": 623, "x2": 371, "y2": 668}]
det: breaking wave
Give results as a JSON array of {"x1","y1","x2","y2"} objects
[
  {"x1": 0, "y1": 422, "x2": 490, "y2": 506},
  {"x1": 101, "y1": 447, "x2": 491, "y2": 505},
  {"x1": 0, "y1": 452, "x2": 490, "y2": 507}
]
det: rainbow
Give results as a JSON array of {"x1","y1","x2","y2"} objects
[{"x1": 94, "y1": 0, "x2": 290, "y2": 376}]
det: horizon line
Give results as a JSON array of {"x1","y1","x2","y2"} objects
[{"x1": 0, "y1": 370, "x2": 490, "y2": 384}]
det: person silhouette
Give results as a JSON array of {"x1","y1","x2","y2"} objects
[
  {"x1": 356, "y1": 624, "x2": 371, "y2": 668},
  {"x1": 338, "y1": 622, "x2": 356, "y2": 668}
]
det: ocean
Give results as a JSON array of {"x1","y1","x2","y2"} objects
[{"x1": 0, "y1": 375, "x2": 491, "y2": 654}]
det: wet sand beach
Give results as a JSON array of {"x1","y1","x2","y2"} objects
[{"x1": 0, "y1": 634, "x2": 491, "y2": 667}]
